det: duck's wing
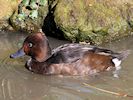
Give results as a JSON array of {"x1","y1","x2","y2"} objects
[
  {"x1": 50, "y1": 43, "x2": 130, "y2": 64},
  {"x1": 51, "y1": 43, "x2": 94, "y2": 63}
]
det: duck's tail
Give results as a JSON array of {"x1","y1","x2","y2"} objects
[
  {"x1": 112, "y1": 50, "x2": 130, "y2": 67},
  {"x1": 113, "y1": 50, "x2": 131, "y2": 61},
  {"x1": 111, "y1": 50, "x2": 130, "y2": 78},
  {"x1": 93, "y1": 47, "x2": 130, "y2": 60}
]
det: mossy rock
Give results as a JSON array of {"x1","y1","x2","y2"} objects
[
  {"x1": 10, "y1": 0, "x2": 48, "y2": 33},
  {"x1": 52, "y1": 0, "x2": 133, "y2": 44},
  {"x1": 0, "y1": 0, "x2": 19, "y2": 30}
]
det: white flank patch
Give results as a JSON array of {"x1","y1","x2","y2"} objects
[
  {"x1": 112, "y1": 58, "x2": 121, "y2": 67},
  {"x1": 112, "y1": 58, "x2": 122, "y2": 78}
]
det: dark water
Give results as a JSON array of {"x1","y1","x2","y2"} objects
[{"x1": 0, "y1": 31, "x2": 133, "y2": 100}]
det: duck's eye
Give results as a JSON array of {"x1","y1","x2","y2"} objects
[{"x1": 28, "y1": 43, "x2": 33, "y2": 48}]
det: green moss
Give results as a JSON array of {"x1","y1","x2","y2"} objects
[
  {"x1": 128, "y1": 20, "x2": 133, "y2": 28},
  {"x1": 10, "y1": 0, "x2": 48, "y2": 33},
  {"x1": 22, "y1": 0, "x2": 30, "y2": 6},
  {"x1": 52, "y1": 0, "x2": 133, "y2": 44}
]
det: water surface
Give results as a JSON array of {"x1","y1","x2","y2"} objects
[{"x1": 0, "y1": 31, "x2": 133, "y2": 100}]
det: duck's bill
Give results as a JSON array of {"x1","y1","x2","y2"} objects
[{"x1": 10, "y1": 49, "x2": 25, "y2": 58}]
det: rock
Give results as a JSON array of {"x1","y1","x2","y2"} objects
[
  {"x1": 10, "y1": 0, "x2": 48, "y2": 33},
  {"x1": 0, "y1": 0, "x2": 19, "y2": 30},
  {"x1": 51, "y1": 0, "x2": 133, "y2": 44},
  {"x1": 1, "y1": 0, "x2": 133, "y2": 44}
]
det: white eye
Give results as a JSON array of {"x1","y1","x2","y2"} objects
[{"x1": 28, "y1": 43, "x2": 33, "y2": 48}]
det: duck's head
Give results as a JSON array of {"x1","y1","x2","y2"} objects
[{"x1": 10, "y1": 32, "x2": 51, "y2": 62}]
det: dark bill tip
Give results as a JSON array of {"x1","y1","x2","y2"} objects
[{"x1": 10, "y1": 49, "x2": 25, "y2": 59}]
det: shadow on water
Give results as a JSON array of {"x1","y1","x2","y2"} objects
[{"x1": 0, "y1": 31, "x2": 133, "y2": 100}]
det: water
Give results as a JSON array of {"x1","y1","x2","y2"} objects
[{"x1": 0, "y1": 31, "x2": 133, "y2": 100}]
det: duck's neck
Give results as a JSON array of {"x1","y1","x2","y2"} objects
[
  {"x1": 33, "y1": 38, "x2": 52, "y2": 62},
  {"x1": 45, "y1": 40, "x2": 52, "y2": 60}
]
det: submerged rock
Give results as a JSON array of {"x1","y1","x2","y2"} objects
[{"x1": 51, "y1": 0, "x2": 133, "y2": 44}]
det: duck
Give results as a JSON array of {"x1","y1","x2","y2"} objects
[{"x1": 10, "y1": 32, "x2": 130, "y2": 77}]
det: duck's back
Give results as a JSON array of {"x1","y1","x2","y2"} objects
[
  {"x1": 50, "y1": 43, "x2": 126, "y2": 64},
  {"x1": 49, "y1": 44, "x2": 93, "y2": 63}
]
